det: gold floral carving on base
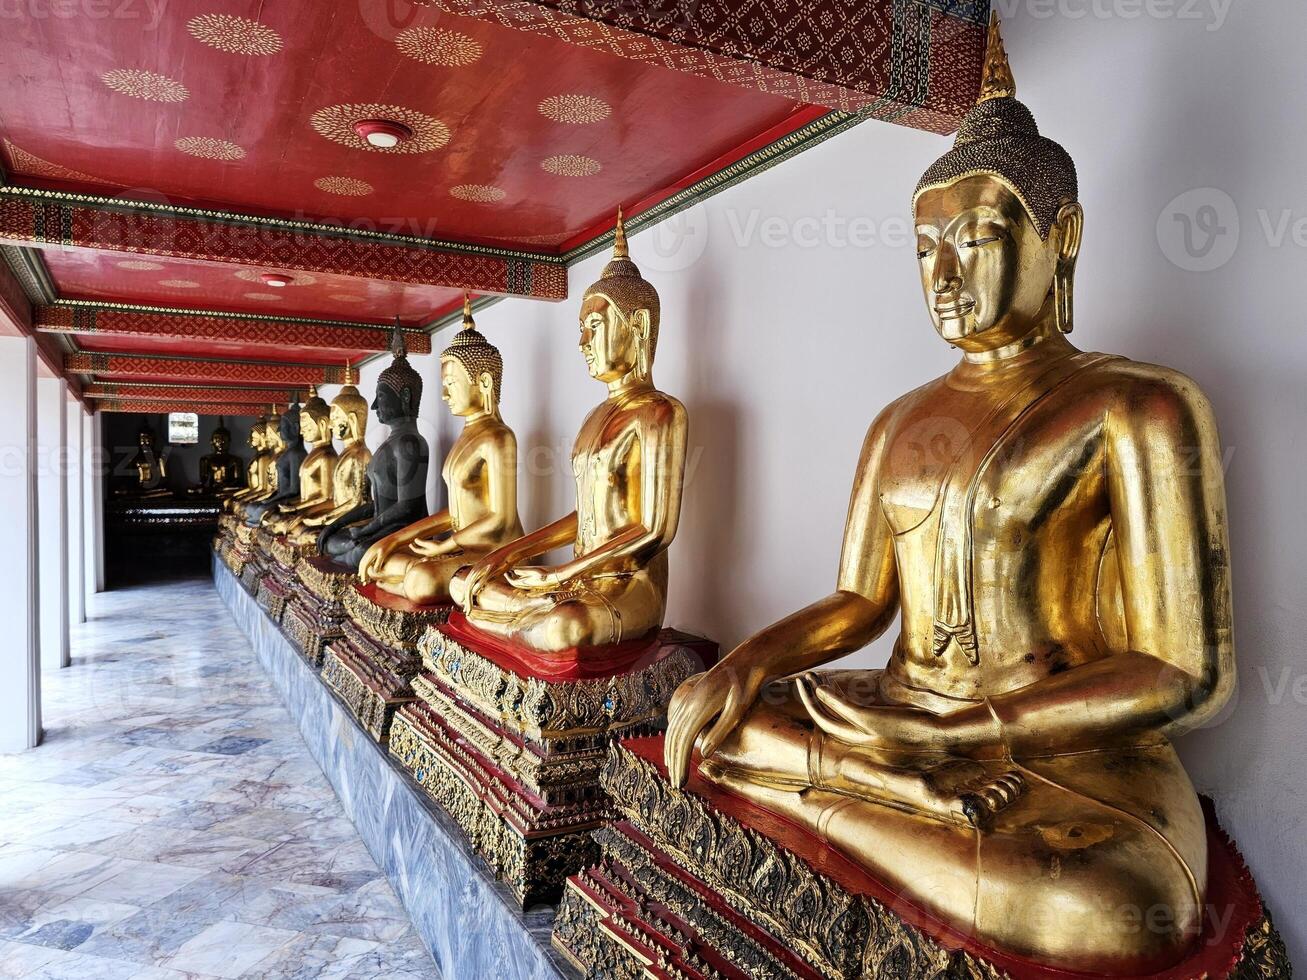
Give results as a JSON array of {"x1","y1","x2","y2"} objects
[
  {"x1": 321, "y1": 620, "x2": 428, "y2": 743},
  {"x1": 341, "y1": 587, "x2": 450, "y2": 650},
  {"x1": 422, "y1": 629, "x2": 705, "y2": 741}
]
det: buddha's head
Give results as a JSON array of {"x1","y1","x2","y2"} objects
[
  {"x1": 137, "y1": 422, "x2": 157, "y2": 452},
  {"x1": 264, "y1": 408, "x2": 285, "y2": 452},
  {"x1": 249, "y1": 415, "x2": 266, "y2": 452},
  {"x1": 211, "y1": 418, "x2": 231, "y2": 454},
  {"x1": 330, "y1": 365, "x2": 368, "y2": 443},
  {"x1": 441, "y1": 294, "x2": 503, "y2": 419},
  {"x1": 299, "y1": 386, "x2": 331, "y2": 443},
  {"x1": 279, "y1": 395, "x2": 303, "y2": 443},
  {"x1": 580, "y1": 208, "x2": 660, "y2": 384},
  {"x1": 374, "y1": 321, "x2": 423, "y2": 424},
  {"x1": 912, "y1": 15, "x2": 1081, "y2": 352}
]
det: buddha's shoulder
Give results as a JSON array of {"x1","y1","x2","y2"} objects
[
  {"x1": 1074, "y1": 353, "x2": 1216, "y2": 414},
  {"x1": 620, "y1": 388, "x2": 687, "y2": 424}
]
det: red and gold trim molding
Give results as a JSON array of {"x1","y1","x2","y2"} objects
[
  {"x1": 93, "y1": 399, "x2": 265, "y2": 416},
  {"x1": 425, "y1": 0, "x2": 987, "y2": 130},
  {"x1": 37, "y1": 302, "x2": 432, "y2": 356},
  {"x1": 85, "y1": 383, "x2": 300, "y2": 404},
  {"x1": 0, "y1": 188, "x2": 567, "y2": 301},
  {"x1": 66, "y1": 352, "x2": 346, "y2": 386}
]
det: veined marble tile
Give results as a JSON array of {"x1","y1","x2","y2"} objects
[
  {"x1": 4, "y1": 892, "x2": 142, "y2": 951},
  {"x1": 78, "y1": 859, "x2": 209, "y2": 905},
  {"x1": 161, "y1": 919, "x2": 301, "y2": 978},
  {"x1": 0, "y1": 938, "x2": 62, "y2": 978}
]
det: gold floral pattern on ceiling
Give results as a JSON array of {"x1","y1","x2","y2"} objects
[
  {"x1": 3, "y1": 140, "x2": 104, "y2": 184},
  {"x1": 395, "y1": 28, "x2": 483, "y2": 67},
  {"x1": 538, "y1": 94, "x2": 611, "y2": 125},
  {"x1": 100, "y1": 69, "x2": 190, "y2": 103},
  {"x1": 244, "y1": 292, "x2": 284, "y2": 301},
  {"x1": 328, "y1": 293, "x2": 365, "y2": 303},
  {"x1": 187, "y1": 14, "x2": 284, "y2": 56},
  {"x1": 233, "y1": 269, "x2": 318, "y2": 286},
  {"x1": 116, "y1": 260, "x2": 165, "y2": 271},
  {"x1": 174, "y1": 137, "x2": 246, "y2": 160},
  {"x1": 540, "y1": 154, "x2": 601, "y2": 177},
  {"x1": 309, "y1": 104, "x2": 450, "y2": 154},
  {"x1": 314, "y1": 176, "x2": 374, "y2": 196},
  {"x1": 159, "y1": 279, "x2": 201, "y2": 288},
  {"x1": 450, "y1": 184, "x2": 506, "y2": 203}
]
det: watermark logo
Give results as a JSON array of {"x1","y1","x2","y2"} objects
[
  {"x1": 637, "y1": 204, "x2": 709, "y2": 274},
  {"x1": 1156, "y1": 187, "x2": 1239, "y2": 272}
]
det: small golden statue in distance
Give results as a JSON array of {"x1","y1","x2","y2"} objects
[
  {"x1": 283, "y1": 369, "x2": 373, "y2": 547},
  {"x1": 119, "y1": 420, "x2": 169, "y2": 497},
  {"x1": 664, "y1": 16, "x2": 1234, "y2": 974},
  {"x1": 358, "y1": 296, "x2": 523, "y2": 605},
  {"x1": 196, "y1": 417, "x2": 244, "y2": 495},
  {"x1": 229, "y1": 408, "x2": 282, "y2": 520},
  {"x1": 451, "y1": 210, "x2": 688, "y2": 656},
  {"x1": 262, "y1": 388, "x2": 338, "y2": 534},
  {"x1": 224, "y1": 409, "x2": 270, "y2": 512}
]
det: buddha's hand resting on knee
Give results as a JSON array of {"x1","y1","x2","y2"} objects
[
  {"x1": 410, "y1": 536, "x2": 457, "y2": 558},
  {"x1": 795, "y1": 673, "x2": 1001, "y2": 753},
  {"x1": 665, "y1": 662, "x2": 767, "y2": 788},
  {"x1": 358, "y1": 538, "x2": 395, "y2": 584},
  {"x1": 505, "y1": 566, "x2": 563, "y2": 591}
]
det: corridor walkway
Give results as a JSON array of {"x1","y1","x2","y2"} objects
[{"x1": 0, "y1": 575, "x2": 436, "y2": 979}]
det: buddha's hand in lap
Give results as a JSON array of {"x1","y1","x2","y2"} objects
[
  {"x1": 410, "y1": 536, "x2": 457, "y2": 558},
  {"x1": 357, "y1": 539, "x2": 393, "y2": 584},
  {"x1": 665, "y1": 662, "x2": 767, "y2": 788},
  {"x1": 796, "y1": 674, "x2": 1001, "y2": 754},
  {"x1": 504, "y1": 566, "x2": 563, "y2": 592}
]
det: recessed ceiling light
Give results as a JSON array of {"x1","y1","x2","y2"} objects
[
  {"x1": 353, "y1": 119, "x2": 413, "y2": 148},
  {"x1": 261, "y1": 273, "x2": 292, "y2": 287}
]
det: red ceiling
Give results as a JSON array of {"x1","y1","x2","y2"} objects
[
  {"x1": 0, "y1": 3, "x2": 805, "y2": 248},
  {"x1": 41, "y1": 248, "x2": 462, "y2": 326}
]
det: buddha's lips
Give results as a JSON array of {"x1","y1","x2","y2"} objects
[{"x1": 934, "y1": 301, "x2": 975, "y2": 319}]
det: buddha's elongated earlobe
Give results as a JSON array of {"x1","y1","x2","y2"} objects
[
  {"x1": 632, "y1": 309, "x2": 652, "y2": 380},
  {"x1": 1052, "y1": 201, "x2": 1083, "y2": 334}
]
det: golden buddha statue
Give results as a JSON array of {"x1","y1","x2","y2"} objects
[
  {"x1": 664, "y1": 18, "x2": 1234, "y2": 975},
  {"x1": 358, "y1": 296, "x2": 523, "y2": 605},
  {"x1": 283, "y1": 370, "x2": 373, "y2": 548},
  {"x1": 246, "y1": 396, "x2": 309, "y2": 526},
  {"x1": 224, "y1": 412, "x2": 269, "y2": 512},
  {"x1": 117, "y1": 421, "x2": 170, "y2": 497},
  {"x1": 196, "y1": 417, "x2": 244, "y2": 495},
  {"x1": 451, "y1": 212, "x2": 688, "y2": 656},
  {"x1": 230, "y1": 408, "x2": 282, "y2": 522},
  {"x1": 262, "y1": 388, "x2": 338, "y2": 533},
  {"x1": 318, "y1": 327, "x2": 430, "y2": 568}
]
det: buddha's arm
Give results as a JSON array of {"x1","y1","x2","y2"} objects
[
  {"x1": 462, "y1": 513, "x2": 579, "y2": 603},
  {"x1": 446, "y1": 436, "x2": 519, "y2": 554},
  {"x1": 666, "y1": 411, "x2": 900, "y2": 786},
  {"x1": 811, "y1": 372, "x2": 1235, "y2": 757},
  {"x1": 532, "y1": 403, "x2": 688, "y2": 586}
]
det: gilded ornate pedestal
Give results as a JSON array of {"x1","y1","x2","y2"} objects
[
  {"x1": 282, "y1": 555, "x2": 353, "y2": 668},
  {"x1": 388, "y1": 615, "x2": 715, "y2": 907},
  {"x1": 255, "y1": 534, "x2": 311, "y2": 625},
  {"x1": 320, "y1": 584, "x2": 451, "y2": 743},
  {"x1": 554, "y1": 737, "x2": 1289, "y2": 980}
]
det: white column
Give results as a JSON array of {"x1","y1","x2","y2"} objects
[
  {"x1": 36, "y1": 377, "x2": 69, "y2": 671},
  {"x1": 0, "y1": 337, "x2": 41, "y2": 751},
  {"x1": 86, "y1": 411, "x2": 104, "y2": 596},
  {"x1": 68, "y1": 395, "x2": 85, "y2": 625}
]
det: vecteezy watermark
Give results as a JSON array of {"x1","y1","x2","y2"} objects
[
  {"x1": 725, "y1": 208, "x2": 914, "y2": 251},
  {"x1": 0, "y1": 0, "x2": 166, "y2": 29},
  {"x1": 990, "y1": 0, "x2": 1233, "y2": 31},
  {"x1": 637, "y1": 204, "x2": 709, "y2": 275},
  {"x1": 1156, "y1": 188, "x2": 1240, "y2": 272}
]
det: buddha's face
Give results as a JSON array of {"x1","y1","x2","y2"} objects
[
  {"x1": 212, "y1": 430, "x2": 230, "y2": 453},
  {"x1": 914, "y1": 174, "x2": 1064, "y2": 351},
  {"x1": 138, "y1": 430, "x2": 155, "y2": 450},
  {"x1": 579, "y1": 295, "x2": 642, "y2": 382},
  {"x1": 372, "y1": 384, "x2": 409, "y2": 425},
  {"x1": 265, "y1": 422, "x2": 283, "y2": 450},
  {"x1": 249, "y1": 427, "x2": 264, "y2": 451},
  {"x1": 440, "y1": 356, "x2": 486, "y2": 418},
  {"x1": 329, "y1": 403, "x2": 352, "y2": 440},
  {"x1": 301, "y1": 410, "x2": 328, "y2": 443}
]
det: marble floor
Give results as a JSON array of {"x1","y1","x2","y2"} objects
[{"x1": 0, "y1": 575, "x2": 438, "y2": 979}]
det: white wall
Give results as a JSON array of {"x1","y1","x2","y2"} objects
[
  {"x1": 35, "y1": 377, "x2": 68, "y2": 671},
  {"x1": 319, "y1": 5, "x2": 1307, "y2": 959}
]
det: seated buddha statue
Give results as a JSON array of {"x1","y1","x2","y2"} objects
[
  {"x1": 283, "y1": 370, "x2": 373, "y2": 547},
  {"x1": 117, "y1": 422, "x2": 170, "y2": 497},
  {"x1": 224, "y1": 411, "x2": 270, "y2": 512},
  {"x1": 450, "y1": 212, "x2": 688, "y2": 656},
  {"x1": 358, "y1": 296, "x2": 523, "y2": 605},
  {"x1": 244, "y1": 401, "x2": 306, "y2": 526},
  {"x1": 231, "y1": 410, "x2": 283, "y2": 521},
  {"x1": 196, "y1": 417, "x2": 244, "y2": 495},
  {"x1": 664, "y1": 19, "x2": 1234, "y2": 975},
  {"x1": 261, "y1": 388, "x2": 338, "y2": 533},
  {"x1": 318, "y1": 325, "x2": 430, "y2": 569}
]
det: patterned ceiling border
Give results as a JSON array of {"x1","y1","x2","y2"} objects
[
  {"x1": 38, "y1": 302, "x2": 433, "y2": 355},
  {"x1": 92, "y1": 399, "x2": 266, "y2": 416},
  {"x1": 86, "y1": 383, "x2": 301, "y2": 403},
  {"x1": 1, "y1": 244, "x2": 56, "y2": 305},
  {"x1": 419, "y1": 0, "x2": 986, "y2": 121},
  {"x1": 66, "y1": 351, "x2": 348, "y2": 386}
]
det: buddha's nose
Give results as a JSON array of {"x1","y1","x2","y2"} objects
[{"x1": 932, "y1": 241, "x2": 963, "y2": 294}]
